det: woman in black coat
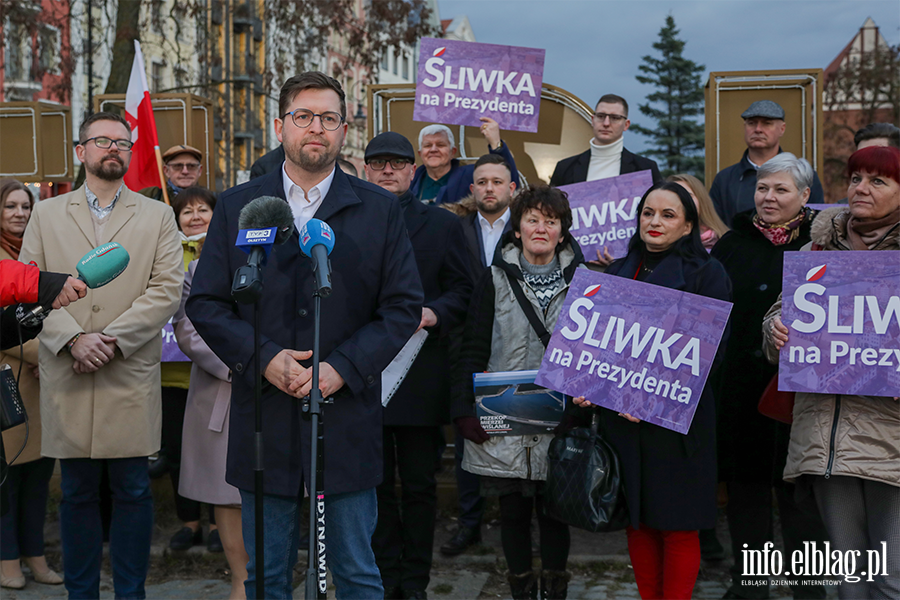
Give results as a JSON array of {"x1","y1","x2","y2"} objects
[
  {"x1": 711, "y1": 153, "x2": 829, "y2": 600},
  {"x1": 574, "y1": 181, "x2": 731, "y2": 600}
]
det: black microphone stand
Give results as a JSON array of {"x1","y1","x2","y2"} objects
[
  {"x1": 302, "y1": 288, "x2": 331, "y2": 600},
  {"x1": 231, "y1": 252, "x2": 266, "y2": 599}
]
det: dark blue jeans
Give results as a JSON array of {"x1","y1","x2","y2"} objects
[
  {"x1": 59, "y1": 457, "x2": 154, "y2": 600},
  {"x1": 0, "y1": 457, "x2": 55, "y2": 560},
  {"x1": 241, "y1": 487, "x2": 383, "y2": 599}
]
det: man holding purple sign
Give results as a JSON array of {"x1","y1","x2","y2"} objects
[
  {"x1": 763, "y1": 145, "x2": 900, "y2": 600},
  {"x1": 566, "y1": 181, "x2": 731, "y2": 600},
  {"x1": 410, "y1": 120, "x2": 519, "y2": 205}
]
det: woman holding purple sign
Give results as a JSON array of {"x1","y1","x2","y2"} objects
[
  {"x1": 711, "y1": 153, "x2": 830, "y2": 600},
  {"x1": 452, "y1": 184, "x2": 585, "y2": 600},
  {"x1": 574, "y1": 181, "x2": 732, "y2": 600},
  {"x1": 763, "y1": 145, "x2": 900, "y2": 600}
]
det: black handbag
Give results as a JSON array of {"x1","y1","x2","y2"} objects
[{"x1": 544, "y1": 411, "x2": 629, "y2": 533}]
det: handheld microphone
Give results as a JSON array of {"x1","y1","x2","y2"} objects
[
  {"x1": 232, "y1": 196, "x2": 295, "y2": 304},
  {"x1": 298, "y1": 218, "x2": 335, "y2": 297},
  {"x1": 17, "y1": 242, "x2": 130, "y2": 326}
]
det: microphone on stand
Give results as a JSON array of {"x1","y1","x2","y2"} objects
[
  {"x1": 16, "y1": 242, "x2": 130, "y2": 327},
  {"x1": 232, "y1": 196, "x2": 295, "y2": 304},
  {"x1": 298, "y1": 219, "x2": 335, "y2": 298}
]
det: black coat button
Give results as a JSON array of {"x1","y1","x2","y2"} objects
[
  {"x1": 759, "y1": 284, "x2": 768, "y2": 291},
  {"x1": 235, "y1": 363, "x2": 243, "y2": 372},
  {"x1": 367, "y1": 375, "x2": 375, "y2": 385},
  {"x1": 298, "y1": 309, "x2": 308, "y2": 317}
]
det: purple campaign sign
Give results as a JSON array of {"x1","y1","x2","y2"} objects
[
  {"x1": 779, "y1": 251, "x2": 900, "y2": 397},
  {"x1": 413, "y1": 38, "x2": 544, "y2": 133},
  {"x1": 559, "y1": 171, "x2": 654, "y2": 261},
  {"x1": 535, "y1": 270, "x2": 732, "y2": 434},
  {"x1": 161, "y1": 319, "x2": 189, "y2": 363}
]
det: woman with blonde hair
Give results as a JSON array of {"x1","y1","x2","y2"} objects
[{"x1": 667, "y1": 174, "x2": 729, "y2": 250}]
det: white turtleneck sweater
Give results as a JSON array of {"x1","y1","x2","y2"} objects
[{"x1": 586, "y1": 136, "x2": 624, "y2": 182}]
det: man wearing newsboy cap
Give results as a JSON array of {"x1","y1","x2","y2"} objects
[{"x1": 709, "y1": 100, "x2": 824, "y2": 226}]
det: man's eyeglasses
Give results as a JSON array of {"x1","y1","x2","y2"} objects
[
  {"x1": 82, "y1": 136, "x2": 134, "y2": 151},
  {"x1": 282, "y1": 109, "x2": 344, "y2": 131},
  {"x1": 366, "y1": 158, "x2": 412, "y2": 171},
  {"x1": 167, "y1": 162, "x2": 201, "y2": 172},
  {"x1": 593, "y1": 112, "x2": 627, "y2": 123}
]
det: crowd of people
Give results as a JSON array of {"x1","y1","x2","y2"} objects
[{"x1": 0, "y1": 71, "x2": 897, "y2": 600}]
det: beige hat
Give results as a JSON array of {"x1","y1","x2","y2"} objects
[{"x1": 162, "y1": 144, "x2": 202, "y2": 162}]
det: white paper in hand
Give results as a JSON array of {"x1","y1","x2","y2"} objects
[{"x1": 382, "y1": 329, "x2": 428, "y2": 406}]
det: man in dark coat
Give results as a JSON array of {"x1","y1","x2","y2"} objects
[
  {"x1": 709, "y1": 100, "x2": 824, "y2": 226},
  {"x1": 248, "y1": 144, "x2": 285, "y2": 180},
  {"x1": 410, "y1": 119, "x2": 520, "y2": 205},
  {"x1": 550, "y1": 94, "x2": 661, "y2": 187},
  {"x1": 186, "y1": 73, "x2": 423, "y2": 599},
  {"x1": 363, "y1": 132, "x2": 473, "y2": 599},
  {"x1": 436, "y1": 153, "x2": 517, "y2": 558}
]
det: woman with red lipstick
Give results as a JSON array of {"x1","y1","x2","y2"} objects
[
  {"x1": 710, "y1": 153, "x2": 829, "y2": 600},
  {"x1": 574, "y1": 181, "x2": 731, "y2": 600}
]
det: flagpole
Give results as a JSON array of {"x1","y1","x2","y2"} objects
[{"x1": 154, "y1": 145, "x2": 170, "y2": 205}]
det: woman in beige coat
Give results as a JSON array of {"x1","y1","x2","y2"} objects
[
  {"x1": 0, "y1": 179, "x2": 63, "y2": 589},
  {"x1": 764, "y1": 146, "x2": 900, "y2": 600}
]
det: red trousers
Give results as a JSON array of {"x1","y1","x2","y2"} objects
[{"x1": 626, "y1": 525, "x2": 700, "y2": 600}]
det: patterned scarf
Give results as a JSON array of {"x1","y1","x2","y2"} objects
[
  {"x1": 519, "y1": 254, "x2": 563, "y2": 311},
  {"x1": 752, "y1": 206, "x2": 810, "y2": 246}
]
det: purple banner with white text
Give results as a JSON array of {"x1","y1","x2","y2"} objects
[
  {"x1": 161, "y1": 319, "x2": 189, "y2": 363},
  {"x1": 558, "y1": 171, "x2": 654, "y2": 261},
  {"x1": 779, "y1": 251, "x2": 900, "y2": 396},
  {"x1": 535, "y1": 270, "x2": 732, "y2": 434},
  {"x1": 413, "y1": 38, "x2": 544, "y2": 133}
]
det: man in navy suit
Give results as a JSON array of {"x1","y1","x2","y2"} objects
[
  {"x1": 186, "y1": 72, "x2": 423, "y2": 599},
  {"x1": 549, "y1": 94, "x2": 661, "y2": 187},
  {"x1": 363, "y1": 132, "x2": 472, "y2": 599}
]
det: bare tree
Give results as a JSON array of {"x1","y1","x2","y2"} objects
[{"x1": 822, "y1": 42, "x2": 899, "y2": 200}]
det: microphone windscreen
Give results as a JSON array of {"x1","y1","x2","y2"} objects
[
  {"x1": 299, "y1": 219, "x2": 336, "y2": 257},
  {"x1": 76, "y1": 242, "x2": 130, "y2": 288},
  {"x1": 238, "y1": 196, "x2": 295, "y2": 245}
]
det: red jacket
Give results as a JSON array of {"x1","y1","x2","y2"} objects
[{"x1": 0, "y1": 259, "x2": 39, "y2": 306}]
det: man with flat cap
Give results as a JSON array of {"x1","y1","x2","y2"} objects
[
  {"x1": 140, "y1": 144, "x2": 205, "y2": 202},
  {"x1": 710, "y1": 99, "x2": 824, "y2": 226},
  {"x1": 364, "y1": 132, "x2": 473, "y2": 600}
]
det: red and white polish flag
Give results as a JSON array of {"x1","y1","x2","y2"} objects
[{"x1": 123, "y1": 41, "x2": 163, "y2": 192}]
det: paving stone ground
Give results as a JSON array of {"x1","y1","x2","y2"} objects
[
  {"x1": 5, "y1": 511, "x2": 842, "y2": 599},
  {"x1": 4, "y1": 472, "x2": 843, "y2": 599}
]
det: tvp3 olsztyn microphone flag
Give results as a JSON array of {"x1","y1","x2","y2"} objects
[{"x1": 123, "y1": 41, "x2": 169, "y2": 203}]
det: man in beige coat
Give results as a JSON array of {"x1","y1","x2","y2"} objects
[{"x1": 19, "y1": 112, "x2": 184, "y2": 599}]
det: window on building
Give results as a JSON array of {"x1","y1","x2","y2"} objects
[
  {"x1": 151, "y1": 0, "x2": 164, "y2": 34},
  {"x1": 381, "y1": 50, "x2": 389, "y2": 71},
  {"x1": 4, "y1": 22, "x2": 32, "y2": 81},
  {"x1": 402, "y1": 54, "x2": 409, "y2": 80},
  {"x1": 174, "y1": 67, "x2": 187, "y2": 90},
  {"x1": 151, "y1": 62, "x2": 164, "y2": 93},
  {"x1": 38, "y1": 26, "x2": 60, "y2": 75},
  {"x1": 392, "y1": 50, "x2": 398, "y2": 75}
]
